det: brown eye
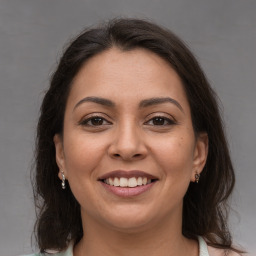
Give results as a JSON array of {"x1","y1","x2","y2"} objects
[
  {"x1": 152, "y1": 117, "x2": 165, "y2": 125},
  {"x1": 146, "y1": 116, "x2": 175, "y2": 126},
  {"x1": 90, "y1": 117, "x2": 104, "y2": 126},
  {"x1": 80, "y1": 116, "x2": 111, "y2": 126}
]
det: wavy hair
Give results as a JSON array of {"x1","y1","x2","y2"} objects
[{"x1": 32, "y1": 18, "x2": 242, "y2": 254}]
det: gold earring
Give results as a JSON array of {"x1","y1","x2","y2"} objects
[
  {"x1": 61, "y1": 171, "x2": 66, "y2": 189},
  {"x1": 195, "y1": 172, "x2": 200, "y2": 183}
]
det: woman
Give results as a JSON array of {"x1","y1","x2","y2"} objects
[{"x1": 30, "y1": 18, "x2": 244, "y2": 256}]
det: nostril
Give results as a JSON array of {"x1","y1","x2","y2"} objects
[{"x1": 112, "y1": 153, "x2": 142, "y2": 160}]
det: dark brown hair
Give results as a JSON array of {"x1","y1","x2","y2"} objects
[{"x1": 33, "y1": 18, "x2": 242, "y2": 254}]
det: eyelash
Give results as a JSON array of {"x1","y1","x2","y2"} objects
[
  {"x1": 144, "y1": 116, "x2": 176, "y2": 126},
  {"x1": 79, "y1": 115, "x2": 176, "y2": 127},
  {"x1": 79, "y1": 115, "x2": 112, "y2": 127}
]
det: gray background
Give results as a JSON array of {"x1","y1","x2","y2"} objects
[{"x1": 0, "y1": 0, "x2": 255, "y2": 255}]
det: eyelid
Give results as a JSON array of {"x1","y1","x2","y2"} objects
[
  {"x1": 78, "y1": 112, "x2": 177, "y2": 127},
  {"x1": 78, "y1": 113, "x2": 112, "y2": 126},
  {"x1": 144, "y1": 112, "x2": 176, "y2": 122},
  {"x1": 144, "y1": 116, "x2": 176, "y2": 126}
]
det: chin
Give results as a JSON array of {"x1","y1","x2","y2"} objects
[
  {"x1": 107, "y1": 219, "x2": 153, "y2": 234},
  {"x1": 100, "y1": 207, "x2": 160, "y2": 233}
]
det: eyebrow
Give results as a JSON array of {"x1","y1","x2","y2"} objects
[
  {"x1": 139, "y1": 97, "x2": 184, "y2": 113},
  {"x1": 74, "y1": 96, "x2": 115, "y2": 111},
  {"x1": 73, "y1": 96, "x2": 184, "y2": 113}
]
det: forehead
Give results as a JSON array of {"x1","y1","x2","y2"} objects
[{"x1": 68, "y1": 47, "x2": 190, "y2": 112}]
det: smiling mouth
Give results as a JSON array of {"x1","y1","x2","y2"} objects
[
  {"x1": 98, "y1": 170, "x2": 158, "y2": 188},
  {"x1": 102, "y1": 177, "x2": 157, "y2": 188}
]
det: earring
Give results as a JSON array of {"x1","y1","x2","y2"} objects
[
  {"x1": 61, "y1": 171, "x2": 66, "y2": 189},
  {"x1": 195, "y1": 172, "x2": 200, "y2": 183}
]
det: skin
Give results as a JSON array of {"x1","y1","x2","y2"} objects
[{"x1": 54, "y1": 47, "x2": 208, "y2": 256}]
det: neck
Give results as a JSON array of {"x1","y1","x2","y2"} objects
[{"x1": 74, "y1": 209, "x2": 198, "y2": 256}]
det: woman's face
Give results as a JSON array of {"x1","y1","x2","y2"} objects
[{"x1": 54, "y1": 47, "x2": 208, "y2": 232}]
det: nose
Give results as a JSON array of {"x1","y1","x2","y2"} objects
[{"x1": 108, "y1": 121, "x2": 147, "y2": 161}]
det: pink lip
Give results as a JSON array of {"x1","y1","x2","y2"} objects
[
  {"x1": 98, "y1": 170, "x2": 158, "y2": 180},
  {"x1": 98, "y1": 170, "x2": 158, "y2": 197},
  {"x1": 101, "y1": 181, "x2": 156, "y2": 197}
]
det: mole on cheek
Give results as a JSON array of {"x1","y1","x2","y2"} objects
[{"x1": 178, "y1": 137, "x2": 183, "y2": 147}]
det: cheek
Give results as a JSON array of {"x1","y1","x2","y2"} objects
[
  {"x1": 63, "y1": 131, "x2": 107, "y2": 179},
  {"x1": 62, "y1": 132, "x2": 108, "y2": 209},
  {"x1": 151, "y1": 133, "x2": 195, "y2": 179}
]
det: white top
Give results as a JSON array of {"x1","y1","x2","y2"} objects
[
  {"x1": 199, "y1": 236, "x2": 210, "y2": 256},
  {"x1": 21, "y1": 236, "x2": 210, "y2": 256}
]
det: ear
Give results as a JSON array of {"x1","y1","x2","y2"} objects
[
  {"x1": 53, "y1": 134, "x2": 68, "y2": 180},
  {"x1": 191, "y1": 132, "x2": 208, "y2": 182}
]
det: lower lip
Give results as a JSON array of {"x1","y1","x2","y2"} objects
[{"x1": 100, "y1": 182, "x2": 155, "y2": 197}]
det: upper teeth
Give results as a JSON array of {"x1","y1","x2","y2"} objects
[{"x1": 104, "y1": 177, "x2": 151, "y2": 187}]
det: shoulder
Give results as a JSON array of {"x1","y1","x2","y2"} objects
[
  {"x1": 19, "y1": 243, "x2": 73, "y2": 256},
  {"x1": 208, "y1": 246, "x2": 242, "y2": 256},
  {"x1": 19, "y1": 254, "x2": 41, "y2": 256},
  {"x1": 19, "y1": 251, "x2": 70, "y2": 256},
  {"x1": 199, "y1": 236, "x2": 242, "y2": 256},
  {"x1": 19, "y1": 253, "x2": 59, "y2": 256}
]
